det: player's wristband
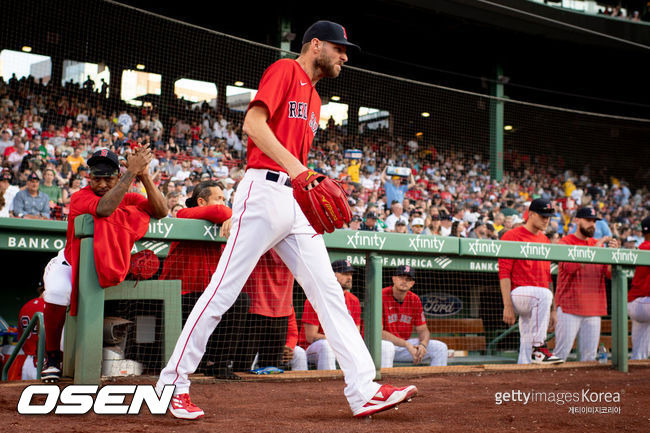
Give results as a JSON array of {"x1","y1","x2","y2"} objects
[{"x1": 419, "y1": 343, "x2": 427, "y2": 350}]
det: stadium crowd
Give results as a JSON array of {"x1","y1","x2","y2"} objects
[{"x1": 1, "y1": 74, "x2": 648, "y2": 247}]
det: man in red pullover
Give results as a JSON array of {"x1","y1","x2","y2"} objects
[
  {"x1": 554, "y1": 207, "x2": 619, "y2": 361},
  {"x1": 628, "y1": 216, "x2": 650, "y2": 360},
  {"x1": 499, "y1": 198, "x2": 563, "y2": 364}
]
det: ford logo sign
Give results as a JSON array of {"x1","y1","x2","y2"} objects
[{"x1": 421, "y1": 293, "x2": 463, "y2": 317}]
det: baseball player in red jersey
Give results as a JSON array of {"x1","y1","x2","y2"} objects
[
  {"x1": 628, "y1": 216, "x2": 650, "y2": 360},
  {"x1": 41, "y1": 147, "x2": 167, "y2": 382},
  {"x1": 157, "y1": 21, "x2": 416, "y2": 420},
  {"x1": 297, "y1": 260, "x2": 361, "y2": 370},
  {"x1": 499, "y1": 198, "x2": 563, "y2": 364},
  {"x1": 554, "y1": 207, "x2": 619, "y2": 361},
  {"x1": 381, "y1": 265, "x2": 448, "y2": 367},
  {"x1": 7, "y1": 289, "x2": 45, "y2": 380}
]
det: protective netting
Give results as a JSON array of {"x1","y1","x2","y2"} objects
[{"x1": 0, "y1": 0, "x2": 647, "y2": 377}]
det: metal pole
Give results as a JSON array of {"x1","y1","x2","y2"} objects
[
  {"x1": 364, "y1": 253, "x2": 383, "y2": 380},
  {"x1": 611, "y1": 265, "x2": 628, "y2": 372}
]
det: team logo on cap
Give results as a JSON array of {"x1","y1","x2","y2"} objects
[
  {"x1": 404, "y1": 265, "x2": 411, "y2": 273},
  {"x1": 100, "y1": 149, "x2": 108, "y2": 157},
  {"x1": 591, "y1": 208, "x2": 596, "y2": 216},
  {"x1": 346, "y1": 260, "x2": 351, "y2": 267},
  {"x1": 342, "y1": 26, "x2": 348, "y2": 40}
]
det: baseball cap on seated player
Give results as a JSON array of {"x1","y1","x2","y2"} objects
[
  {"x1": 87, "y1": 148, "x2": 120, "y2": 177},
  {"x1": 302, "y1": 20, "x2": 360, "y2": 51},
  {"x1": 332, "y1": 259, "x2": 354, "y2": 274},
  {"x1": 528, "y1": 198, "x2": 554, "y2": 217},
  {"x1": 394, "y1": 265, "x2": 415, "y2": 279},
  {"x1": 575, "y1": 206, "x2": 601, "y2": 220}
]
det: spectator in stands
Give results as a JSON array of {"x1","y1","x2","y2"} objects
[
  {"x1": 410, "y1": 217, "x2": 425, "y2": 235},
  {"x1": 8, "y1": 140, "x2": 27, "y2": 175},
  {"x1": 348, "y1": 214, "x2": 362, "y2": 230},
  {"x1": 0, "y1": 169, "x2": 19, "y2": 218},
  {"x1": 40, "y1": 169, "x2": 62, "y2": 208},
  {"x1": 380, "y1": 167, "x2": 415, "y2": 207},
  {"x1": 385, "y1": 201, "x2": 409, "y2": 232},
  {"x1": 381, "y1": 265, "x2": 448, "y2": 367},
  {"x1": 450, "y1": 220, "x2": 466, "y2": 237},
  {"x1": 12, "y1": 172, "x2": 50, "y2": 219},
  {"x1": 0, "y1": 130, "x2": 12, "y2": 155},
  {"x1": 360, "y1": 211, "x2": 380, "y2": 232},
  {"x1": 170, "y1": 203, "x2": 184, "y2": 218},
  {"x1": 66, "y1": 146, "x2": 86, "y2": 174}
]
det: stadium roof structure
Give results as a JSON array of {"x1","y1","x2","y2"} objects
[{"x1": 1, "y1": 0, "x2": 648, "y2": 118}]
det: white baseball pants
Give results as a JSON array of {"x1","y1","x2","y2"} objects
[
  {"x1": 553, "y1": 306, "x2": 601, "y2": 361},
  {"x1": 291, "y1": 346, "x2": 307, "y2": 371},
  {"x1": 383, "y1": 338, "x2": 448, "y2": 367},
  {"x1": 42, "y1": 249, "x2": 73, "y2": 307},
  {"x1": 628, "y1": 297, "x2": 650, "y2": 360},
  {"x1": 511, "y1": 286, "x2": 553, "y2": 364},
  {"x1": 157, "y1": 169, "x2": 380, "y2": 411}
]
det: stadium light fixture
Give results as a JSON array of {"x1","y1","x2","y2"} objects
[
  {"x1": 331, "y1": 95, "x2": 341, "y2": 101},
  {"x1": 504, "y1": 125, "x2": 513, "y2": 131},
  {"x1": 421, "y1": 112, "x2": 430, "y2": 117},
  {"x1": 21, "y1": 46, "x2": 32, "y2": 53},
  {"x1": 136, "y1": 64, "x2": 145, "y2": 70},
  {"x1": 234, "y1": 81, "x2": 244, "y2": 87}
]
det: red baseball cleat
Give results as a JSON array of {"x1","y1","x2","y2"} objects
[
  {"x1": 353, "y1": 384, "x2": 418, "y2": 418},
  {"x1": 532, "y1": 345, "x2": 564, "y2": 364},
  {"x1": 168, "y1": 393, "x2": 205, "y2": 420}
]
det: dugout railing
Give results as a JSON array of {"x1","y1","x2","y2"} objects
[{"x1": 1, "y1": 216, "x2": 649, "y2": 383}]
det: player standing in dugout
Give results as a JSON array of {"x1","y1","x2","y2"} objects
[{"x1": 157, "y1": 20, "x2": 417, "y2": 420}]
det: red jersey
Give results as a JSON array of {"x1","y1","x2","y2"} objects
[
  {"x1": 246, "y1": 59, "x2": 321, "y2": 172},
  {"x1": 297, "y1": 291, "x2": 360, "y2": 349},
  {"x1": 18, "y1": 297, "x2": 45, "y2": 356},
  {"x1": 242, "y1": 249, "x2": 294, "y2": 317},
  {"x1": 498, "y1": 226, "x2": 552, "y2": 290},
  {"x1": 382, "y1": 286, "x2": 426, "y2": 340},
  {"x1": 66, "y1": 186, "x2": 152, "y2": 314},
  {"x1": 556, "y1": 234, "x2": 609, "y2": 316},
  {"x1": 159, "y1": 205, "x2": 232, "y2": 295},
  {"x1": 629, "y1": 240, "x2": 650, "y2": 302},
  {"x1": 64, "y1": 186, "x2": 150, "y2": 264},
  {"x1": 285, "y1": 308, "x2": 298, "y2": 349}
]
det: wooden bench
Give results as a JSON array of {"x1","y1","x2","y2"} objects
[
  {"x1": 426, "y1": 318, "x2": 486, "y2": 352},
  {"x1": 547, "y1": 319, "x2": 632, "y2": 351}
]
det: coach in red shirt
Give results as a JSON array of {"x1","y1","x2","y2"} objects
[
  {"x1": 381, "y1": 265, "x2": 448, "y2": 367},
  {"x1": 499, "y1": 198, "x2": 563, "y2": 364},
  {"x1": 628, "y1": 216, "x2": 650, "y2": 360},
  {"x1": 554, "y1": 207, "x2": 619, "y2": 361}
]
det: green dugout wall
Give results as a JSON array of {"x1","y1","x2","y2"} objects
[{"x1": 1, "y1": 216, "x2": 648, "y2": 383}]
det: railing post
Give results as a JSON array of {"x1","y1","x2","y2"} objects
[
  {"x1": 364, "y1": 253, "x2": 383, "y2": 380},
  {"x1": 74, "y1": 220, "x2": 105, "y2": 384},
  {"x1": 610, "y1": 265, "x2": 628, "y2": 372}
]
